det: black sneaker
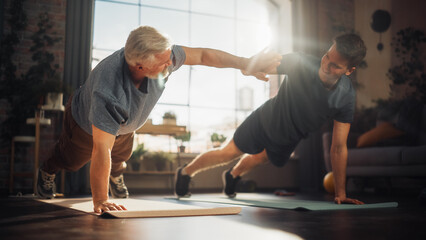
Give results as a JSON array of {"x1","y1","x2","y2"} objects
[
  {"x1": 222, "y1": 168, "x2": 241, "y2": 198},
  {"x1": 109, "y1": 174, "x2": 129, "y2": 198},
  {"x1": 37, "y1": 168, "x2": 56, "y2": 199},
  {"x1": 174, "y1": 164, "x2": 191, "y2": 197}
]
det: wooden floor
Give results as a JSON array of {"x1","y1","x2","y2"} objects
[{"x1": 1, "y1": 192, "x2": 425, "y2": 240}]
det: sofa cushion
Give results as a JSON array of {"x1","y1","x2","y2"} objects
[
  {"x1": 347, "y1": 147, "x2": 404, "y2": 166},
  {"x1": 347, "y1": 165, "x2": 426, "y2": 177},
  {"x1": 356, "y1": 122, "x2": 405, "y2": 148},
  {"x1": 401, "y1": 145, "x2": 426, "y2": 165}
]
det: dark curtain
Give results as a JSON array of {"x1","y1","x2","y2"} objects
[
  {"x1": 291, "y1": 0, "x2": 326, "y2": 193},
  {"x1": 0, "y1": 1, "x2": 4, "y2": 40},
  {"x1": 64, "y1": 0, "x2": 94, "y2": 93},
  {"x1": 63, "y1": 0, "x2": 94, "y2": 195}
]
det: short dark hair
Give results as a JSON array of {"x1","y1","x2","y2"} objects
[{"x1": 334, "y1": 33, "x2": 367, "y2": 68}]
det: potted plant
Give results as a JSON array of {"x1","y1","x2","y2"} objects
[
  {"x1": 128, "y1": 143, "x2": 147, "y2": 172},
  {"x1": 211, "y1": 133, "x2": 227, "y2": 148},
  {"x1": 41, "y1": 79, "x2": 68, "y2": 110},
  {"x1": 26, "y1": 12, "x2": 70, "y2": 108},
  {"x1": 387, "y1": 27, "x2": 426, "y2": 103},
  {"x1": 174, "y1": 131, "x2": 191, "y2": 153},
  {"x1": 144, "y1": 151, "x2": 175, "y2": 171},
  {"x1": 162, "y1": 111, "x2": 177, "y2": 125}
]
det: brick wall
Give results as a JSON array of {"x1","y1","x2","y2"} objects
[
  {"x1": 5, "y1": 0, "x2": 66, "y2": 78},
  {"x1": 0, "y1": 0, "x2": 67, "y2": 195}
]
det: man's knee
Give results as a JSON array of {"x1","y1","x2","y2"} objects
[
  {"x1": 220, "y1": 139, "x2": 244, "y2": 159},
  {"x1": 252, "y1": 150, "x2": 269, "y2": 163},
  {"x1": 62, "y1": 162, "x2": 86, "y2": 172}
]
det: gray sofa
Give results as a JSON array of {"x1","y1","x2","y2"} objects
[{"x1": 322, "y1": 101, "x2": 426, "y2": 180}]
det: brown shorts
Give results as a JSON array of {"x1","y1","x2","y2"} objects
[{"x1": 42, "y1": 97, "x2": 134, "y2": 177}]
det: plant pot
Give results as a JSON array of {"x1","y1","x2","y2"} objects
[
  {"x1": 178, "y1": 145, "x2": 186, "y2": 153},
  {"x1": 44, "y1": 92, "x2": 64, "y2": 110},
  {"x1": 131, "y1": 162, "x2": 141, "y2": 172},
  {"x1": 163, "y1": 118, "x2": 176, "y2": 125}
]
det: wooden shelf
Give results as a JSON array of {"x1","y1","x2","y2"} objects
[
  {"x1": 135, "y1": 122, "x2": 186, "y2": 136},
  {"x1": 26, "y1": 117, "x2": 51, "y2": 125}
]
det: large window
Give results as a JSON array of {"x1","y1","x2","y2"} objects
[{"x1": 92, "y1": 0, "x2": 291, "y2": 153}]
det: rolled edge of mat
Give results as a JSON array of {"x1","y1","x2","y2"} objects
[{"x1": 100, "y1": 207, "x2": 242, "y2": 218}]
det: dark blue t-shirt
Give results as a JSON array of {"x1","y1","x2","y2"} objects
[{"x1": 257, "y1": 53, "x2": 355, "y2": 145}]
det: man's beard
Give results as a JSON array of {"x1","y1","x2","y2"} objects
[{"x1": 147, "y1": 67, "x2": 170, "y2": 80}]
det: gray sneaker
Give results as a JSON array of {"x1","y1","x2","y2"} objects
[
  {"x1": 109, "y1": 174, "x2": 129, "y2": 198},
  {"x1": 37, "y1": 168, "x2": 56, "y2": 199}
]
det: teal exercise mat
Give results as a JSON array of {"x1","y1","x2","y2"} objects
[{"x1": 172, "y1": 194, "x2": 398, "y2": 211}]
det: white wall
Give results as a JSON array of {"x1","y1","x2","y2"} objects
[{"x1": 355, "y1": 0, "x2": 393, "y2": 108}]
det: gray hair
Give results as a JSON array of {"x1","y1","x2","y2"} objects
[{"x1": 124, "y1": 26, "x2": 171, "y2": 66}]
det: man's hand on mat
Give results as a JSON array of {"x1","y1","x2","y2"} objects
[
  {"x1": 94, "y1": 200, "x2": 127, "y2": 213},
  {"x1": 334, "y1": 197, "x2": 364, "y2": 205}
]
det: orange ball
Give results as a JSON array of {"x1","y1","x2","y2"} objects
[{"x1": 323, "y1": 172, "x2": 335, "y2": 194}]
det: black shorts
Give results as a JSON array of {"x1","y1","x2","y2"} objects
[{"x1": 233, "y1": 110, "x2": 298, "y2": 167}]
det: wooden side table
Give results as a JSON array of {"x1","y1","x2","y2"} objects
[{"x1": 9, "y1": 110, "x2": 51, "y2": 194}]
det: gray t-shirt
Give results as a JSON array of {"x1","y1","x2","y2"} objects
[
  {"x1": 257, "y1": 53, "x2": 355, "y2": 145},
  {"x1": 72, "y1": 45, "x2": 186, "y2": 136}
]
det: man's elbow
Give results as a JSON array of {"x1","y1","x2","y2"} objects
[{"x1": 199, "y1": 50, "x2": 214, "y2": 65}]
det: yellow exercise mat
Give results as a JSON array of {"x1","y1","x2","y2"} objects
[{"x1": 37, "y1": 198, "x2": 241, "y2": 218}]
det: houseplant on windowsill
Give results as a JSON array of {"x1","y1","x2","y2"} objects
[
  {"x1": 144, "y1": 151, "x2": 175, "y2": 171},
  {"x1": 211, "y1": 133, "x2": 227, "y2": 148},
  {"x1": 174, "y1": 131, "x2": 191, "y2": 153},
  {"x1": 128, "y1": 143, "x2": 147, "y2": 172},
  {"x1": 162, "y1": 111, "x2": 176, "y2": 125}
]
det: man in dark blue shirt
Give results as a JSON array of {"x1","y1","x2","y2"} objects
[{"x1": 175, "y1": 33, "x2": 367, "y2": 205}]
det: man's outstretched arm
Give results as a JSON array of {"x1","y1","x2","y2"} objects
[
  {"x1": 331, "y1": 120, "x2": 364, "y2": 205},
  {"x1": 182, "y1": 46, "x2": 281, "y2": 81}
]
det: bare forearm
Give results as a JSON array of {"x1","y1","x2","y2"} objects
[
  {"x1": 90, "y1": 149, "x2": 111, "y2": 204},
  {"x1": 199, "y1": 48, "x2": 249, "y2": 69},
  {"x1": 330, "y1": 147, "x2": 348, "y2": 198},
  {"x1": 182, "y1": 46, "x2": 281, "y2": 82}
]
